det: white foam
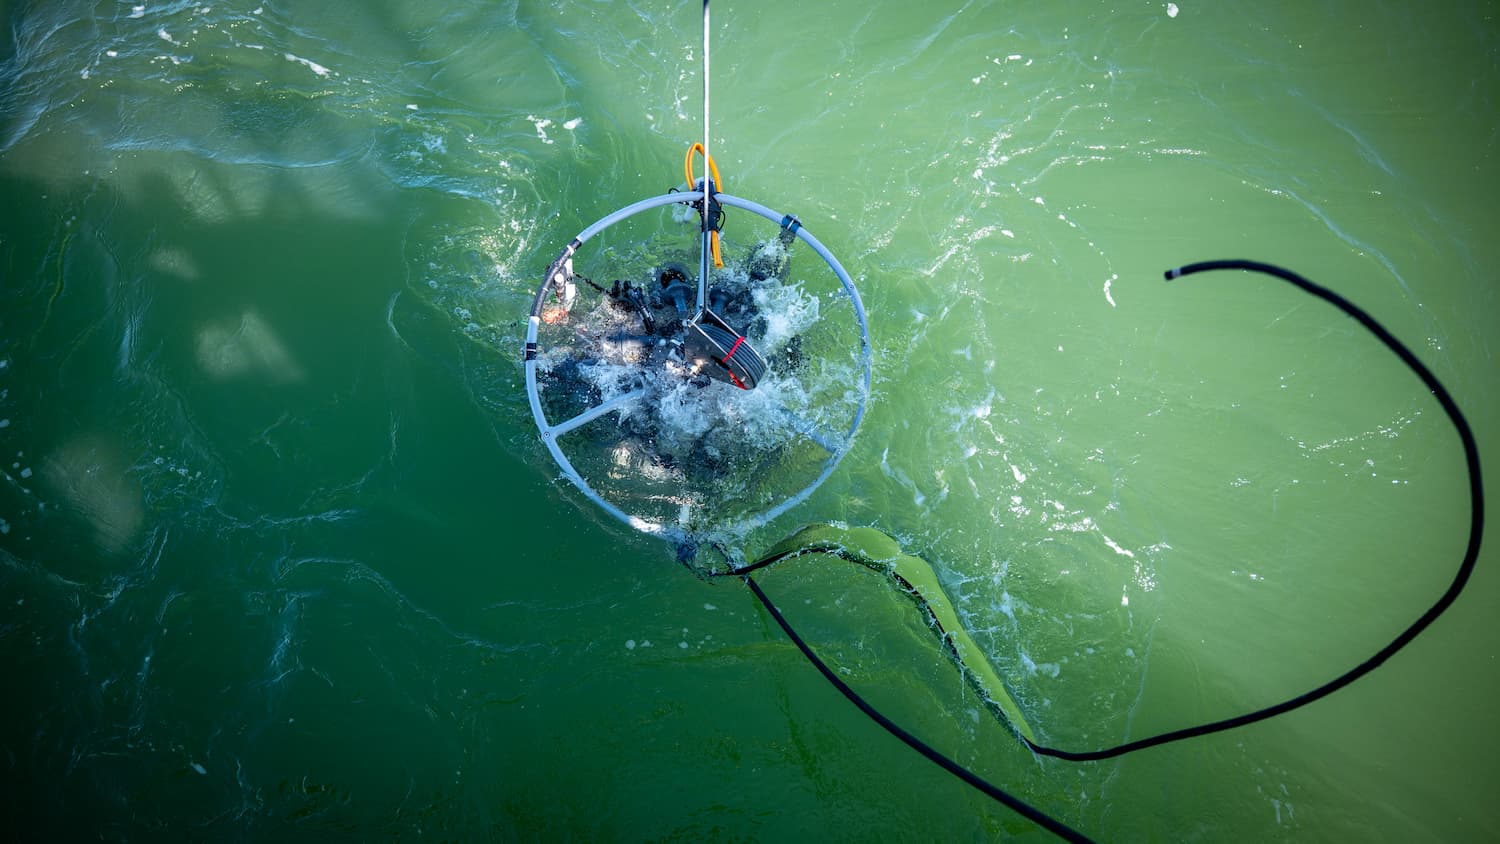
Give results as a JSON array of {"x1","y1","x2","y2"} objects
[
  {"x1": 526, "y1": 115, "x2": 553, "y2": 144},
  {"x1": 575, "y1": 288, "x2": 819, "y2": 464},
  {"x1": 750, "y1": 274, "x2": 818, "y2": 353},
  {"x1": 284, "y1": 53, "x2": 331, "y2": 77},
  {"x1": 1101, "y1": 534, "x2": 1135, "y2": 559}
]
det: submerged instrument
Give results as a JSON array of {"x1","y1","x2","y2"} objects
[{"x1": 523, "y1": 5, "x2": 870, "y2": 558}]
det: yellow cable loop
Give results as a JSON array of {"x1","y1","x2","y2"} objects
[{"x1": 685, "y1": 143, "x2": 725, "y2": 268}]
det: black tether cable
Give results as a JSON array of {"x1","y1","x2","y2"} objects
[
  {"x1": 1016, "y1": 259, "x2": 1485, "y2": 761},
  {"x1": 735, "y1": 259, "x2": 1483, "y2": 839},
  {"x1": 743, "y1": 575, "x2": 1094, "y2": 844}
]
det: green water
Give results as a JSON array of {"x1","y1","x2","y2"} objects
[{"x1": 2, "y1": 1, "x2": 1497, "y2": 840}]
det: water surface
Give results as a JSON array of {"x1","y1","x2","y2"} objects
[{"x1": 2, "y1": 1, "x2": 1497, "y2": 840}]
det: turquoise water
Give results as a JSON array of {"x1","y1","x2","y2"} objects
[{"x1": 2, "y1": 1, "x2": 1497, "y2": 840}]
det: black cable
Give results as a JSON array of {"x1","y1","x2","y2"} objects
[
  {"x1": 1019, "y1": 259, "x2": 1484, "y2": 761},
  {"x1": 737, "y1": 259, "x2": 1483, "y2": 836},
  {"x1": 742, "y1": 575, "x2": 1095, "y2": 844}
]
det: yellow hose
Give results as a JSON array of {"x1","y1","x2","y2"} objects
[{"x1": 684, "y1": 143, "x2": 725, "y2": 268}]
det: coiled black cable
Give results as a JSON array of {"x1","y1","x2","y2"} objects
[{"x1": 740, "y1": 260, "x2": 1483, "y2": 839}]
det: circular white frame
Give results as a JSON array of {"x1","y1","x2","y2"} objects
[{"x1": 525, "y1": 191, "x2": 872, "y2": 544}]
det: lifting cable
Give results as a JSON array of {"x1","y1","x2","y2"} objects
[{"x1": 696, "y1": 0, "x2": 725, "y2": 296}]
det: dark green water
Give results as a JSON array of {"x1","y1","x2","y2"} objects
[{"x1": 3, "y1": 1, "x2": 1497, "y2": 840}]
